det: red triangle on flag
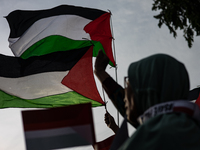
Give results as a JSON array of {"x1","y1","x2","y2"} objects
[
  {"x1": 61, "y1": 46, "x2": 105, "y2": 105},
  {"x1": 84, "y1": 12, "x2": 115, "y2": 66}
]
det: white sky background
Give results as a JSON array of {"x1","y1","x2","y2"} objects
[{"x1": 0, "y1": 0, "x2": 200, "y2": 150}]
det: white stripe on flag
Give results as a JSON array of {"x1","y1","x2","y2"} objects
[
  {"x1": 9, "y1": 15, "x2": 92, "y2": 57},
  {"x1": 0, "y1": 71, "x2": 72, "y2": 99},
  {"x1": 25, "y1": 124, "x2": 93, "y2": 142},
  {"x1": 25, "y1": 127, "x2": 76, "y2": 139}
]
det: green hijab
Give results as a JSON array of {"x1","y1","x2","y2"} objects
[{"x1": 128, "y1": 54, "x2": 190, "y2": 115}]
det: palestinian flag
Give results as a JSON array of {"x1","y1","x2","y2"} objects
[
  {"x1": 0, "y1": 46, "x2": 105, "y2": 108},
  {"x1": 22, "y1": 103, "x2": 96, "y2": 150},
  {"x1": 0, "y1": 5, "x2": 116, "y2": 108},
  {"x1": 5, "y1": 5, "x2": 115, "y2": 66}
]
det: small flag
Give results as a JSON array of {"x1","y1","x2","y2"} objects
[{"x1": 22, "y1": 103, "x2": 96, "y2": 150}]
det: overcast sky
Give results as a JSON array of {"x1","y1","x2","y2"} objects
[{"x1": 0, "y1": 0, "x2": 200, "y2": 150}]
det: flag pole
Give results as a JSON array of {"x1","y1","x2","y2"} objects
[
  {"x1": 108, "y1": 10, "x2": 119, "y2": 126},
  {"x1": 102, "y1": 86, "x2": 108, "y2": 111},
  {"x1": 86, "y1": 38, "x2": 109, "y2": 112}
]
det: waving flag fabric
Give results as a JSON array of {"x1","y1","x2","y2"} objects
[
  {"x1": 6, "y1": 5, "x2": 115, "y2": 66},
  {"x1": 22, "y1": 103, "x2": 96, "y2": 150},
  {"x1": 0, "y1": 46, "x2": 104, "y2": 108},
  {"x1": 0, "y1": 5, "x2": 116, "y2": 108}
]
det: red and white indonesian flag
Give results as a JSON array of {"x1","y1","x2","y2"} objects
[{"x1": 21, "y1": 103, "x2": 95, "y2": 150}]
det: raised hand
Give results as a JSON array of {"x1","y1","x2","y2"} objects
[
  {"x1": 104, "y1": 111, "x2": 119, "y2": 133},
  {"x1": 94, "y1": 50, "x2": 110, "y2": 73}
]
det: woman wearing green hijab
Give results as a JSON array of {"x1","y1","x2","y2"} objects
[{"x1": 94, "y1": 50, "x2": 200, "y2": 149}]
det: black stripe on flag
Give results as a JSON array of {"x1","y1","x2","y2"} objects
[
  {"x1": 6, "y1": 5, "x2": 107, "y2": 38},
  {"x1": 0, "y1": 46, "x2": 90, "y2": 78}
]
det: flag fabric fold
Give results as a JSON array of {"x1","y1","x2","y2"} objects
[{"x1": 22, "y1": 103, "x2": 96, "y2": 150}]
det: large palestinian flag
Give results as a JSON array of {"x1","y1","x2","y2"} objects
[{"x1": 0, "y1": 5, "x2": 115, "y2": 108}]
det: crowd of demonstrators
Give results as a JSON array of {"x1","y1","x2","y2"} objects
[{"x1": 94, "y1": 50, "x2": 200, "y2": 150}]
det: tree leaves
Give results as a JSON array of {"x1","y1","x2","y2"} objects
[{"x1": 152, "y1": 0, "x2": 200, "y2": 48}]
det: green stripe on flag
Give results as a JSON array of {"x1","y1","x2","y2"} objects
[
  {"x1": 91, "y1": 40, "x2": 114, "y2": 66},
  {"x1": 20, "y1": 35, "x2": 112, "y2": 61},
  {"x1": 20, "y1": 35, "x2": 114, "y2": 66},
  {"x1": 0, "y1": 90, "x2": 102, "y2": 108},
  {"x1": 21, "y1": 35, "x2": 93, "y2": 59}
]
